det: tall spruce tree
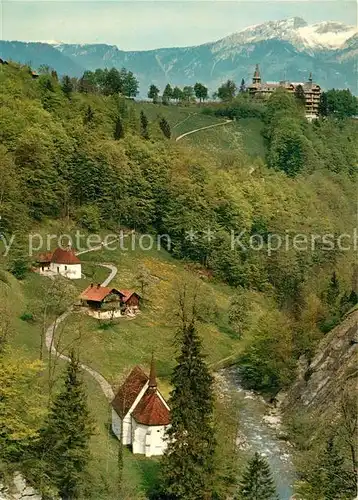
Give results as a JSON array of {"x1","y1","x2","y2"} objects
[
  {"x1": 305, "y1": 437, "x2": 357, "y2": 499},
  {"x1": 114, "y1": 116, "x2": 125, "y2": 139},
  {"x1": 37, "y1": 352, "x2": 93, "y2": 499},
  {"x1": 159, "y1": 117, "x2": 171, "y2": 139},
  {"x1": 61, "y1": 75, "x2": 73, "y2": 98},
  {"x1": 239, "y1": 78, "x2": 246, "y2": 93},
  {"x1": 237, "y1": 452, "x2": 278, "y2": 500},
  {"x1": 161, "y1": 293, "x2": 216, "y2": 500}
]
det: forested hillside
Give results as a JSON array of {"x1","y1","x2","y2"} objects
[{"x1": 0, "y1": 61, "x2": 357, "y2": 498}]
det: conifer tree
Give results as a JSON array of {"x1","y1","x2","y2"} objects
[
  {"x1": 238, "y1": 452, "x2": 278, "y2": 500},
  {"x1": 37, "y1": 352, "x2": 93, "y2": 499},
  {"x1": 239, "y1": 78, "x2": 246, "y2": 93},
  {"x1": 83, "y1": 105, "x2": 94, "y2": 125},
  {"x1": 305, "y1": 437, "x2": 357, "y2": 499},
  {"x1": 159, "y1": 117, "x2": 171, "y2": 139},
  {"x1": 61, "y1": 75, "x2": 73, "y2": 98},
  {"x1": 161, "y1": 290, "x2": 216, "y2": 499},
  {"x1": 326, "y1": 271, "x2": 340, "y2": 311},
  {"x1": 114, "y1": 116, "x2": 125, "y2": 140},
  {"x1": 140, "y1": 110, "x2": 149, "y2": 139}
]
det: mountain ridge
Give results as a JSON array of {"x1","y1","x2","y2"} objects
[{"x1": 1, "y1": 17, "x2": 356, "y2": 94}]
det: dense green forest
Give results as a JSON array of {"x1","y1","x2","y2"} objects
[{"x1": 0, "y1": 61, "x2": 357, "y2": 499}]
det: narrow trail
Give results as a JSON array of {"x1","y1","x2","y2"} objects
[
  {"x1": 175, "y1": 119, "x2": 233, "y2": 142},
  {"x1": 172, "y1": 112, "x2": 197, "y2": 130},
  {"x1": 45, "y1": 242, "x2": 119, "y2": 401}
]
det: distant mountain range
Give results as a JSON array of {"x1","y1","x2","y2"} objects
[{"x1": 1, "y1": 17, "x2": 357, "y2": 95}]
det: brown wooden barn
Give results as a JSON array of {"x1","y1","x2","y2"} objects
[{"x1": 119, "y1": 289, "x2": 141, "y2": 313}]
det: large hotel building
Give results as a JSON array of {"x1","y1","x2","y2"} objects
[{"x1": 247, "y1": 64, "x2": 321, "y2": 119}]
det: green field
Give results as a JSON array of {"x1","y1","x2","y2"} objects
[{"x1": 135, "y1": 102, "x2": 266, "y2": 159}]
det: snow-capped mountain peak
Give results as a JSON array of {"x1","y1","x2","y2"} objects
[
  {"x1": 296, "y1": 21, "x2": 357, "y2": 51},
  {"x1": 214, "y1": 17, "x2": 357, "y2": 53}
]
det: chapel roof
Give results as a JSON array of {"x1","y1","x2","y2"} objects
[
  {"x1": 132, "y1": 389, "x2": 171, "y2": 426},
  {"x1": 112, "y1": 366, "x2": 149, "y2": 417},
  {"x1": 51, "y1": 247, "x2": 81, "y2": 265}
]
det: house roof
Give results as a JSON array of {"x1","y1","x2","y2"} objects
[
  {"x1": 132, "y1": 388, "x2": 171, "y2": 426},
  {"x1": 120, "y1": 289, "x2": 141, "y2": 303},
  {"x1": 112, "y1": 366, "x2": 148, "y2": 417},
  {"x1": 80, "y1": 285, "x2": 123, "y2": 302},
  {"x1": 37, "y1": 251, "x2": 53, "y2": 263},
  {"x1": 51, "y1": 247, "x2": 81, "y2": 265}
]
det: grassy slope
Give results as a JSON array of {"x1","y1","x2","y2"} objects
[{"x1": 135, "y1": 102, "x2": 266, "y2": 159}]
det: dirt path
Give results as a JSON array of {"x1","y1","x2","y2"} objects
[
  {"x1": 175, "y1": 119, "x2": 233, "y2": 142},
  {"x1": 45, "y1": 242, "x2": 119, "y2": 401}
]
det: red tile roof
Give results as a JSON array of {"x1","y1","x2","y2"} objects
[
  {"x1": 51, "y1": 247, "x2": 81, "y2": 265},
  {"x1": 132, "y1": 389, "x2": 171, "y2": 426},
  {"x1": 80, "y1": 285, "x2": 123, "y2": 303},
  {"x1": 112, "y1": 366, "x2": 148, "y2": 417},
  {"x1": 119, "y1": 290, "x2": 141, "y2": 303}
]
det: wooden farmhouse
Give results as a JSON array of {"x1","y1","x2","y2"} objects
[
  {"x1": 80, "y1": 284, "x2": 124, "y2": 319},
  {"x1": 36, "y1": 247, "x2": 81, "y2": 280},
  {"x1": 79, "y1": 284, "x2": 141, "y2": 319},
  {"x1": 120, "y1": 290, "x2": 141, "y2": 315},
  {"x1": 111, "y1": 358, "x2": 170, "y2": 457}
]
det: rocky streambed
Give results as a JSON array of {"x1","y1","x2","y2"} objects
[{"x1": 218, "y1": 367, "x2": 295, "y2": 500}]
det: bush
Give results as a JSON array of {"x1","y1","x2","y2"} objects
[
  {"x1": 20, "y1": 312, "x2": 34, "y2": 322},
  {"x1": 9, "y1": 259, "x2": 29, "y2": 280},
  {"x1": 202, "y1": 97, "x2": 265, "y2": 120}
]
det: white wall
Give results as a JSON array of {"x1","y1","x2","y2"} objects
[
  {"x1": 111, "y1": 409, "x2": 132, "y2": 445},
  {"x1": 132, "y1": 419, "x2": 169, "y2": 457},
  {"x1": 88, "y1": 310, "x2": 122, "y2": 320},
  {"x1": 50, "y1": 263, "x2": 82, "y2": 280}
]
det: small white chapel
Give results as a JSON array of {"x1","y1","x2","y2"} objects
[{"x1": 111, "y1": 358, "x2": 171, "y2": 457}]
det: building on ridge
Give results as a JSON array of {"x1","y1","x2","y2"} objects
[
  {"x1": 247, "y1": 64, "x2": 321, "y2": 119},
  {"x1": 111, "y1": 357, "x2": 170, "y2": 457}
]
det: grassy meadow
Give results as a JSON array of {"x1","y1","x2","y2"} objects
[{"x1": 1, "y1": 227, "x2": 247, "y2": 499}]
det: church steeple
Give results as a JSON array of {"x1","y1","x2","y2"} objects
[
  {"x1": 148, "y1": 353, "x2": 157, "y2": 389},
  {"x1": 253, "y1": 63, "x2": 261, "y2": 84}
]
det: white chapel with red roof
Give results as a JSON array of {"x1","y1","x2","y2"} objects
[
  {"x1": 111, "y1": 358, "x2": 171, "y2": 457},
  {"x1": 37, "y1": 246, "x2": 82, "y2": 280}
]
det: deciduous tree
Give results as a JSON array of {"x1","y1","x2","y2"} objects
[
  {"x1": 148, "y1": 84, "x2": 160, "y2": 103},
  {"x1": 217, "y1": 80, "x2": 237, "y2": 101},
  {"x1": 194, "y1": 82, "x2": 208, "y2": 103}
]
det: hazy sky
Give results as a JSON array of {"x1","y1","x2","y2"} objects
[{"x1": 1, "y1": 1, "x2": 356, "y2": 50}]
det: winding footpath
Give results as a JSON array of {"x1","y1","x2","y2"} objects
[
  {"x1": 175, "y1": 119, "x2": 233, "y2": 142},
  {"x1": 45, "y1": 242, "x2": 119, "y2": 401}
]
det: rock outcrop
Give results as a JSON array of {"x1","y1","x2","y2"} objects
[
  {"x1": 283, "y1": 308, "x2": 357, "y2": 415},
  {"x1": 0, "y1": 474, "x2": 41, "y2": 500}
]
